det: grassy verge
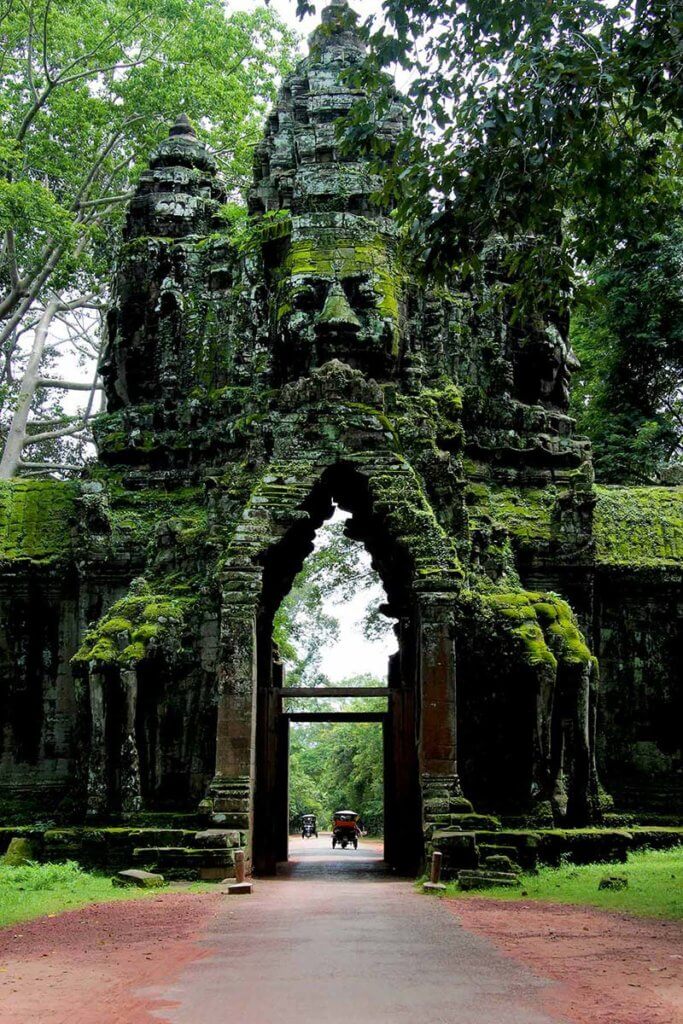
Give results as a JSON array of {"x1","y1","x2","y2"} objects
[
  {"x1": 440, "y1": 848, "x2": 683, "y2": 920},
  {"x1": 0, "y1": 861, "x2": 213, "y2": 929}
]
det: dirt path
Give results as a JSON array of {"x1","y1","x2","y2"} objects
[
  {"x1": 0, "y1": 892, "x2": 220, "y2": 1024},
  {"x1": 1, "y1": 839, "x2": 680, "y2": 1024},
  {"x1": 447, "y1": 898, "x2": 683, "y2": 1024}
]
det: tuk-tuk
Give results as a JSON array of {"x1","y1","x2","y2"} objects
[
  {"x1": 301, "y1": 813, "x2": 318, "y2": 839},
  {"x1": 332, "y1": 810, "x2": 360, "y2": 850}
]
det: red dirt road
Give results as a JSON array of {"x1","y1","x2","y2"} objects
[
  {"x1": 447, "y1": 898, "x2": 683, "y2": 1024},
  {"x1": 0, "y1": 892, "x2": 220, "y2": 1024}
]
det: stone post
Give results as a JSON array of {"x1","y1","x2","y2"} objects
[
  {"x1": 418, "y1": 593, "x2": 462, "y2": 835},
  {"x1": 120, "y1": 667, "x2": 142, "y2": 814},
  {"x1": 202, "y1": 574, "x2": 260, "y2": 855},
  {"x1": 86, "y1": 668, "x2": 108, "y2": 818}
]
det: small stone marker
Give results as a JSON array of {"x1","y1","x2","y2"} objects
[
  {"x1": 113, "y1": 868, "x2": 166, "y2": 889},
  {"x1": 224, "y1": 850, "x2": 252, "y2": 895},
  {"x1": 423, "y1": 850, "x2": 446, "y2": 892}
]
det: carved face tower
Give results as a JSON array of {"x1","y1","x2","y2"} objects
[{"x1": 250, "y1": 0, "x2": 406, "y2": 382}]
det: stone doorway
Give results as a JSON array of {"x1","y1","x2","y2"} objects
[
  {"x1": 254, "y1": 692, "x2": 423, "y2": 876},
  {"x1": 249, "y1": 466, "x2": 429, "y2": 876},
  {"x1": 211, "y1": 459, "x2": 461, "y2": 876}
]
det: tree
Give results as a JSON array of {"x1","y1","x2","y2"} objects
[
  {"x1": 273, "y1": 513, "x2": 395, "y2": 689},
  {"x1": 299, "y1": 1, "x2": 681, "y2": 309},
  {"x1": 274, "y1": 511, "x2": 391, "y2": 832},
  {"x1": 288, "y1": 694, "x2": 385, "y2": 834},
  {"x1": 0, "y1": 0, "x2": 296, "y2": 476},
  {"x1": 570, "y1": 215, "x2": 683, "y2": 482}
]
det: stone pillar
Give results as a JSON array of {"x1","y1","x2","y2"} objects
[
  {"x1": 120, "y1": 667, "x2": 142, "y2": 814},
  {"x1": 418, "y1": 594, "x2": 462, "y2": 839},
  {"x1": 566, "y1": 662, "x2": 593, "y2": 825},
  {"x1": 202, "y1": 574, "x2": 260, "y2": 853},
  {"x1": 418, "y1": 594, "x2": 459, "y2": 781},
  {"x1": 86, "y1": 669, "x2": 108, "y2": 818}
]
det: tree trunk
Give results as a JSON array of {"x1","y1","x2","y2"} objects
[{"x1": 0, "y1": 298, "x2": 60, "y2": 479}]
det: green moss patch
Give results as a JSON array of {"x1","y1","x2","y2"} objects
[
  {"x1": 479, "y1": 590, "x2": 592, "y2": 671},
  {"x1": 466, "y1": 484, "x2": 556, "y2": 548},
  {"x1": 594, "y1": 486, "x2": 683, "y2": 566},
  {"x1": 73, "y1": 586, "x2": 195, "y2": 668},
  {"x1": 0, "y1": 480, "x2": 79, "y2": 565}
]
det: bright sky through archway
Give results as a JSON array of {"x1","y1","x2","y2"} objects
[{"x1": 305, "y1": 507, "x2": 398, "y2": 683}]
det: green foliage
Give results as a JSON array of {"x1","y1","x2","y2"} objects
[
  {"x1": 0, "y1": 859, "x2": 211, "y2": 928},
  {"x1": 0, "y1": 0, "x2": 297, "y2": 399},
  {"x1": 442, "y1": 847, "x2": 683, "y2": 920},
  {"x1": 273, "y1": 513, "x2": 395, "y2": 685},
  {"x1": 289, "y1": 693, "x2": 385, "y2": 835},
  {"x1": 336, "y1": 1, "x2": 682, "y2": 319},
  {"x1": 570, "y1": 220, "x2": 683, "y2": 482}
]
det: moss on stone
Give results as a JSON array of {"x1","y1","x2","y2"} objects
[
  {"x1": 466, "y1": 483, "x2": 556, "y2": 547},
  {"x1": 0, "y1": 480, "x2": 79, "y2": 565},
  {"x1": 480, "y1": 590, "x2": 591, "y2": 671},
  {"x1": 594, "y1": 486, "x2": 683, "y2": 566},
  {"x1": 73, "y1": 590, "x2": 195, "y2": 668},
  {"x1": 281, "y1": 234, "x2": 403, "y2": 350}
]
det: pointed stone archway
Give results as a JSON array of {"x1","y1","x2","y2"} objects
[{"x1": 206, "y1": 456, "x2": 462, "y2": 875}]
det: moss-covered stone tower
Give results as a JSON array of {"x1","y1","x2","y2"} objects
[{"x1": 1, "y1": 1, "x2": 681, "y2": 872}]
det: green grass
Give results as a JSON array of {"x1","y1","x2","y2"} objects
[
  {"x1": 0, "y1": 861, "x2": 213, "y2": 929},
  {"x1": 441, "y1": 848, "x2": 683, "y2": 920}
]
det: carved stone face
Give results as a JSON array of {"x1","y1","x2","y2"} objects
[
  {"x1": 516, "y1": 323, "x2": 580, "y2": 412},
  {"x1": 273, "y1": 231, "x2": 401, "y2": 381},
  {"x1": 537, "y1": 324, "x2": 580, "y2": 410}
]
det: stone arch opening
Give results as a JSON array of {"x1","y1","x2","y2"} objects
[{"x1": 252, "y1": 463, "x2": 425, "y2": 875}]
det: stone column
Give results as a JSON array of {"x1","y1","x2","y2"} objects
[
  {"x1": 418, "y1": 593, "x2": 459, "y2": 782},
  {"x1": 86, "y1": 669, "x2": 108, "y2": 818},
  {"x1": 566, "y1": 662, "x2": 593, "y2": 825},
  {"x1": 202, "y1": 574, "x2": 260, "y2": 850},
  {"x1": 120, "y1": 667, "x2": 142, "y2": 814},
  {"x1": 418, "y1": 594, "x2": 462, "y2": 836}
]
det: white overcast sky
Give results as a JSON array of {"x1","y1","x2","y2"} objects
[{"x1": 301, "y1": 508, "x2": 398, "y2": 685}]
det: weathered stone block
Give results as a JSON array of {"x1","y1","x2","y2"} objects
[
  {"x1": 113, "y1": 868, "x2": 166, "y2": 889},
  {"x1": 450, "y1": 813, "x2": 500, "y2": 831},
  {"x1": 430, "y1": 830, "x2": 479, "y2": 878},
  {"x1": 449, "y1": 797, "x2": 474, "y2": 814},
  {"x1": 484, "y1": 854, "x2": 521, "y2": 873},
  {"x1": 458, "y1": 870, "x2": 522, "y2": 891},
  {"x1": 598, "y1": 875, "x2": 628, "y2": 891},
  {"x1": 474, "y1": 831, "x2": 540, "y2": 871}
]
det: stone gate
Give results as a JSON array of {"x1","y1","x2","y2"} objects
[{"x1": 0, "y1": 0, "x2": 681, "y2": 872}]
